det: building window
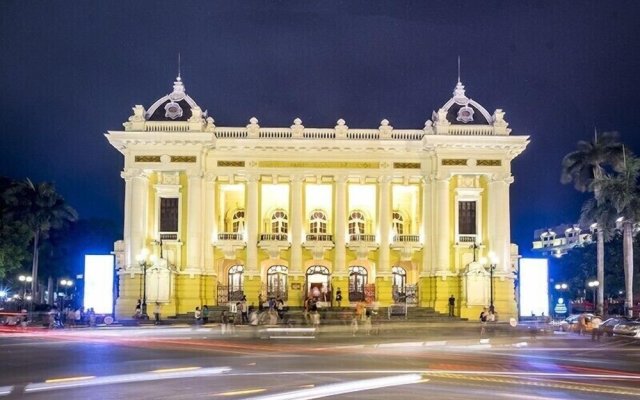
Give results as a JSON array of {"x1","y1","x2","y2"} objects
[
  {"x1": 232, "y1": 209, "x2": 245, "y2": 233},
  {"x1": 348, "y1": 210, "x2": 366, "y2": 235},
  {"x1": 271, "y1": 210, "x2": 288, "y2": 234},
  {"x1": 267, "y1": 265, "x2": 288, "y2": 300},
  {"x1": 392, "y1": 266, "x2": 407, "y2": 301},
  {"x1": 228, "y1": 265, "x2": 244, "y2": 301},
  {"x1": 458, "y1": 201, "x2": 476, "y2": 235},
  {"x1": 348, "y1": 266, "x2": 367, "y2": 302},
  {"x1": 309, "y1": 210, "x2": 327, "y2": 234},
  {"x1": 392, "y1": 211, "x2": 404, "y2": 235},
  {"x1": 160, "y1": 197, "x2": 179, "y2": 233}
]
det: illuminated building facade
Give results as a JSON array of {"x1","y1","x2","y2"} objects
[{"x1": 106, "y1": 75, "x2": 529, "y2": 319}]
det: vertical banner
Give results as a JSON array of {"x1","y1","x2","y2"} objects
[
  {"x1": 519, "y1": 258, "x2": 549, "y2": 317},
  {"x1": 84, "y1": 255, "x2": 115, "y2": 314}
]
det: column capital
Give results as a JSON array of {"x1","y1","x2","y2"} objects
[
  {"x1": 490, "y1": 173, "x2": 514, "y2": 184},
  {"x1": 247, "y1": 175, "x2": 260, "y2": 183},
  {"x1": 204, "y1": 172, "x2": 217, "y2": 182},
  {"x1": 187, "y1": 169, "x2": 204, "y2": 179},
  {"x1": 289, "y1": 175, "x2": 304, "y2": 184},
  {"x1": 334, "y1": 175, "x2": 349, "y2": 184},
  {"x1": 377, "y1": 175, "x2": 393, "y2": 184},
  {"x1": 121, "y1": 168, "x2": 149, "y2": 180}
]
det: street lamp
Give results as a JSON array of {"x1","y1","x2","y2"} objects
[
  {"x1": 59, "y1": 279, "x2": 74, "y2": 309},
  {"x1": 136, "y1": 249, "x2": 156, "y2": 320},
  {"x1": 588, "y1": 280, "x2": 600, "y2": 313},
  {"x1": 18, "y1": 275, "x2": 32, "y2": 307},
  {"x1": 480, "y1": 252, "x2": 498, "y2": 313}
]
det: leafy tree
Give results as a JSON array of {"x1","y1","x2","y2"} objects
[
  {"x1": 561, "y1": 131, "x2": 624, "y2": 314},
  {"x1": 0, "y1": 177, "x2": 32, "y2": 279},
  {"x1": 593, "y1": 152, "x2": 640, "y2": 317},
  {"x1": 3, "y1": 179, "x2": 78, "y2": 301}
]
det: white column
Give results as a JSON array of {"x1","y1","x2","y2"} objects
[
  {"x1": 290, "y1": 175, "x2": 303, "y2": 274},
  {"x1": 435, "y1": 177, "x2": 451, "y2": 273},
  {"x1": 203, "y1": 174, "x2": 217, "y2": 274},
  {"x1": 334, "y1": 175, "x2": 348, "y2": 274},
  {"x1": 186, "y1": 170, "x2": 203, "y2": 272},
  {"x1": 488, "y1": 173, "x2": 513, "y2": 273},
  {"x1": 421, "y1": 176, "x2": 434, "y2": 275},
  {"x1": 121, "y1": 170, "x2": 133, "y2": 269},
  {"x1": 378, "y1": 176, "x2": 392, "y2": 274},
  {"x1": 129, "y1": 169, "x2": 149, "y2": 269},
  {"x1": 246, "y1": 175, "x2": 259, "y2": 274}
]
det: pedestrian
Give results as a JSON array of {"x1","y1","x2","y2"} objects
[
  {"x1": 276, "y1": 298, "x2": 285, "y2": 320},
  {"x1": 312, "y1": 310, "x2": 320, "y2": 329},
  {"x1": 335, "y1": 288, "x2": 342, "y2": 308},
  {"x1": 88, "y1": 308, "x2": 96, "y2": 328},
  {"x1": 303, "y1": 297, "x2": 311, "y2": 324},
  {"x1": 241, "y1": 296, "x2": 248, "y2": 324},
  {"x1": 194, "y1": 306, "x2": 202, "y2": 328},
  {"x1": 577, "y1": 314, "x2": 586, "y2": 335},
  {"x1": 448, "y1": 295, "x2": 456, "y2": 317},
  {"x1": 154, "y1": 302, "x2": 161, "y2": 325},
  {"x1": 134, "y1": 299, "x2": 141, "y2": 319},
  {"x1": 235, "y1": 302, "x2": 243, "y2": 325},
  {"x1": 363, "y1": 309, "x2": 372, "y2": 335},
  {"x1": 258, "y1": 293, "x2": 264, "y2": 312},
  {"x1": 591, "y1": 315, "x2": 603, "y2": 341},
  {"x1": 220, "y1": 310, "x2": 228, "y2": 334},
  {"x1": 351, "y1": 310, "x2": 359, "y2": 336},
  {"x1": 74, "y1": 308, "x2": 82, "y2": 327},
  {"x1": 202, "y1": 305, "x2": 210, "y2": 324},
  {"x1": 479, "y1": 307, "x2": 489, "y2": 337}
]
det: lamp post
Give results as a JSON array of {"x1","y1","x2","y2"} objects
[
  {"x1": 481, "y1": 252, "x2": 498, "y2": 313},
  {"x1": 18, "y1": 275, "x2": 32, "y2": 308},
  {"x1": 59, "y1": 279, "x2": 73, "y2": 309},
  {"x1": 588, "y1": 280, "x2": 599, "y2": 313},
  {"x1": 136, "y1": 249, "x2": 155, "y2": 320}
]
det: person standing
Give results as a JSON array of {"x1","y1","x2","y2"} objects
[
  {"x1": 448, "y1": 295, "x2": 456, "y2": 317},
  {"x1": 591, "y1": 315, "x2": 603, "y2": 341},
  {"x1": 194, "y1": 307, "x2": 202, "y2": 328},
  {"x1": 335, "y1": 288, "x2": 343, "y2": 308},
  {"x1": 480, "y1": 307, "x2": 489, "y2": 337},
  {"x1": 202, "y1": 305, "x2": 210, "y2": 324},
  {"x1": 154, "y1": 302, "x2": 161, "y2": 325},
  {"x1": 258, "y1": 293, "x2": 264, "y2": 312},
  {"x1": 240, "y1": 296, "x2": 248, "y2": 324}
]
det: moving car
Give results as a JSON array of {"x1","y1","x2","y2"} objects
[
  {"x1": 560, "y1": 313, "x2": 594, "y2": 332},
  {"x1": 597, "y1": 317, "x2": 631, "y2": 337},
  {"x1": 612, "y1": 320, "x2": 640, "y2": 338}
]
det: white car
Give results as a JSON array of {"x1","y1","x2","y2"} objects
[{"x1": 612, "y1": 320, "x2": 640, "y2": 338}]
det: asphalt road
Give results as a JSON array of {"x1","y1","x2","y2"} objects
[{"x1": 1, "y1": 323, "x2": 639, "y2": 399}]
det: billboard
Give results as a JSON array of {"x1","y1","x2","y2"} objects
[
  {"x1": 519, "y1": 258, "x2": 549, "y2": 317},
  {"x1": 84, "y1": 255, "x2": 114, "y2": 314}
]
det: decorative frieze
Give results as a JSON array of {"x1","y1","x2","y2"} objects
[
  {"x1": 393, "y1": 162, "x2": 421, "y2": 169},
  {"x1": 170, "y1": 156, "x2": 197, "y2": 163},
  {"x1": 258, "y1": 161, "x2": 380, "y2": 169},
  {"x1": 135, "y1": 155, "x2": 161, "y2": 163},
  {"x1": 217, "y1": 160, "x2": 245, "y2": 167},
  {"x1": 442, "y1": 159, "x2": 467, "y2": 166},
  {"x1": 477, "y1": 159, "x2": 502, "y2": 166}
]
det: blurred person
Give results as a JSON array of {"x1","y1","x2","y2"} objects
[
  {"x1": 202, "y1": 305, "x2": 210, "y2": 324},
  {"x1": 591, "y1": 315, "x2": 603, "y2": 341},
  {"x1": 194, "y1": 306, "x2": 202, "y2": 328},
  {"x1": 154, "y1": 302, "x2": 161, "y2": 325},
  {"x1": 480, "y1": 307, "x2": 489, "y2": 337},
  {"x1": 448, "y1": 295, "x2": 455, "y2": 317},
  {"x1": 335, "y1": 288, "x2": 342, "y2": 308}
]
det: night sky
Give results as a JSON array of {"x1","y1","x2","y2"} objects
[{"x1": 1, "y1": 1, "x2": 639, "y2": 255}]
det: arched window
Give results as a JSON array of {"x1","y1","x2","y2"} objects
[
  {"x1": 267, "y1": 265, "x2": 288, "y2": 300},
  {"x1": 392, "y1": 211, "x2": 404, "y2": 235},
  {"x1": 348, "y1": 210, "x2": 366, "y2": 236},
  {"x1": 232, "y1": 209, "x2": 245, "y2": 233},
  {"x1": 309, "y1": 210, "x2": 328, "y2": 234},
  {"x1": 228, "y1": 265, "x2": 244, "y2": 301},
  {"x1": 392, "y1": 266, "x2": 407, "y2": 301},
  {"x1": 348, "y1": 266, "x2": 368, "y2": 302},
  {"x1": 271, "y1": 210, "x2": 288, "y2": 234}
]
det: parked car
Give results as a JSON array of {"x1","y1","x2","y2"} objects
[
  {"x1": 613, "y1": 320, "x2": 640, "y2": 338},
  {"x1": 596, "y1": 317, "x2": 630, "y2": 337},
  {"x1": 560, "y1": 313, "x2": 594, "y2": 332}
]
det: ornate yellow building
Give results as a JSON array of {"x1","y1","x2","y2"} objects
[{"x1": 106, "y1": 75, "x2": 529, "y2": 319}]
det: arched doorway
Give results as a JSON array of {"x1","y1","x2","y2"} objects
[
  {"x1": 348, "y1": 266, "x2": 367, "y2": 302},
  {"x1": 267, "y1": 265, "x2": 288, "y2": 300},
  {"x1": 228, "y1": 265, "x2": 244, "y2": 302},
  {"x1": 305, "y1": 265, "x2": 331, "y2": 302},
  {"x1": 392, "y1": 266, "x2": 407, "y2": 302}
]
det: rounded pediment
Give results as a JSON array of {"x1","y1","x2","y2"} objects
[
  {"x1": 145, "y1": 76, "x2": 200, "y2": 121},
  {"x1": 439, "y1": 81, "x2": 492, "y2": 125}
]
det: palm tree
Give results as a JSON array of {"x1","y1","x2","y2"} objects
[
  {"x1": 593, "y1": 152, "x2": 640, "y2": 317},
  {"x1": 4, "y1": 179, "x2": 78, "y2": 302},
  {"x1": 561, "y1": 131, "x2": 623, "y2": 315}
]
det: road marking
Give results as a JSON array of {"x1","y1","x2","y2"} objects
[
  {"x1": 25, "y1": 367, "x2": 230, "y2": 393},
  {"x1": 0, "y1": 386, "x2": 13, "y2": 397},
  {"x1": 45, "y1": 376, "x2": 95, "y2": 383},
  {"x1": 216, "y1": 388, "x2": 267, "y2": 396},
  {"x1": 151, "y1": 367, "x2": 200, "y2": 373},
  {"x1": 247, "y1": 374, "x2": 424, "y2": 400}
]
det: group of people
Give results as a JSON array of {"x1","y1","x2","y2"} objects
[{"x1": 48, "y1": 306, "x2": 96, "y2": 328}]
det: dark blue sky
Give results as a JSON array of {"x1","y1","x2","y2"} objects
[{"x1": 1, "y1": 1, "x2": 639, "y2": 254}]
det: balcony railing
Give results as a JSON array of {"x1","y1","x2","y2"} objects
[
  {"x1": 159, "y1": 232, "x2": 178, "y2": 241},
  {"x1": 393, "y1": 234, "x2": 420, "y2": 243},
  {"x1": 305, "y1": 234, "x2": 334, "y2": 242},
  {"x1": 457, "y1": 235, "x2": 477, "y2": 243},
  {"x1": 217, "y1": 232, "x2": 244, "y2": 241},
  {"x1": 259, "y1": 233, "x2": 289, "y2": 241},
  {"x1": 349, "y1": 234, "x2": 376, "y2": 242}
]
